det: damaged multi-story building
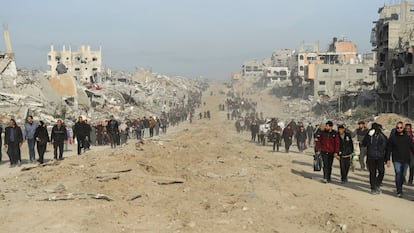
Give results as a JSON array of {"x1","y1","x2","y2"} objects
[
  {"x1": 263, "y1": 49, "x2": 293, "y2": 85},
  {"x1": 241, "y1": 59, "x2": 267, "y2": 79},
  {"x1": 47, "y1": 45, "x2": 102, "y2": 83},
  {"x1": 307, "y1": 38, "x2": 376, "y2": 98},
  {"x1": 372, "y1": 0, "x2": 414, "y2": 118},
  {"x1": 237, "y1": 49, "x2": 294, "y2": 87}
]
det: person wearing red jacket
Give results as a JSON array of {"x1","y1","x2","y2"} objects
[{"x1": 315, "y1": 121, "x2": 340, "y2": 183}]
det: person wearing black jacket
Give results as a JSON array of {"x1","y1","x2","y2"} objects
[
  {"x1": 296, "y1": 126, "x2": 307, "y2": 153},
  {"x1": 73, "y1": 116, "x2": 89, "y2": 155},
  {"x1": 34, "y1": 121, "x2": 49, "y2": 164},
  {"x1": 282, "y1": 124, "x2": 294, "y2": 153},
  {"x1": 51, "y1": 119, "x2": 67, "y2": 160},
  {"x1": 106, "y1": 115, "x2": 119, "y2": 149},
  {"x1": 386, "y1": 121, "x2": 414, "y2": 197},
  {"x1": 337, "y1": 125, "x2": 354, "y2": 184},
  {"x1": 362, "y1": 122, "x2": 388, "y2": 194},
  {"x1": 4, "y1": 119, "x2": 23, "y2": 167}
]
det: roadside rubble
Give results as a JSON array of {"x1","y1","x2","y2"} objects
[{"x1": 0, "y1": 67, "x2": 208, "y2": 124}]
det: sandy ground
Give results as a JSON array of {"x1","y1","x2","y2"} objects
[{"x1": 0, "y1": 82, "x2": 413, "y2": 233}]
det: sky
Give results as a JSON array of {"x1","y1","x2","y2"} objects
[{"x1": 0, "y1": 0, "x2": 394, "y2": 80}]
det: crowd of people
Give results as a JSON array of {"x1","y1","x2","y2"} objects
[
  {"x1": 224, "y1": 96, "x2": 414, "y2": 198},
  {"x1": 0, "y1": 114, "x2": 172, "y2": 167},
  {"x1": 0, "y1": 91, "x2": 204, "y2": 168}
]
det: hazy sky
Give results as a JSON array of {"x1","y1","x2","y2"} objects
[{"x1": 0, "y1": 0, "x2": 391, "y2": 79}]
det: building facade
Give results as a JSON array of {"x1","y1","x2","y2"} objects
[
  {"x1": 47, "y1": 45, "x2": 102, "y2": 83},
  {"x1": 312, "y1": 63, "x2": 375, "y2": 98},
  {"x1": 372, "y1": 1, "x2": 414, "y2": 118}
]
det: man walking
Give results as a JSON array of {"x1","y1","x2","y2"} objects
[
  {"x1": 387, "y1": 121, "x2": 414, "y2": 197},
  {"x1": 362, "y1": 123, "x2": 388, "y2": 194},
  {"x1": 4, "y1": 119, "x2": 23, "y2": 167},
  {"x1": 405, "y1": 123, "x2": 414, "y2": 185},
  {"x1": 34, "y1": 120, "x2": 49, "y2": 163},
  {"x1": 73, "y1": 116, "x2": 89, "y2": 155},
  {"x1": 106, "y1": 115, "x2": 119, "y2": 149},
  {"x1": 337, "y1": 124, "x2": 354, "y2": 184},
  {"x1": 315, "y1": 121, "x2": 340, "y2": 183},
  {"x1": 24, "y1": 115, "x2": 38, "y2": 163},
  {"x1": 51, "y1": 119, "x2": 67, "y2": 160},
  {"x1": 282, "y1": 124, "x2": 294, "y2": 153},
  {"x1": 306, "y1": 123, "x2": 314, "y2": 147},
  {"x1": 354, "y1": 121, "x2": 368, "y2": 170}
]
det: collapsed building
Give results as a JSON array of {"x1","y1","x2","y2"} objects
[
  {"x1": 298, "y1": 38, "x2": 376, "y2": 99},
  {"x1": 372, "y1": 0, "x2": 414, "y2": 119}
]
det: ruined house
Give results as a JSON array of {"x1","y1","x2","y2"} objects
[
  {"x1": 263, "y1": 49, "x2": 294, "y2": 86},
  {"x1": 241, "y1": 59, "x2": 267, "y2": 80},
  {"x1": 297, "y1": 38, "x2": 375, "y2": 99},
  {"x1": 47, "y1": 45, "x2": 102, "y2": 83},
  {"x1": 372, "y1": 0, "x2": 414, "y2": 119}
]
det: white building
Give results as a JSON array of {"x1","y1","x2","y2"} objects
[{"x1": 47, "y1": 45, "x2": 102, "y2": 83}]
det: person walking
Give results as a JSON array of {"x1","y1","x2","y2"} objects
[
  {"x1": 282, "y1": 124, "x2": 294, "y2": 153},
  {"x1": 4, "y1": 119, "x2": 23, "y2": 167},
  {"x1": 90, "y1": 122, "x2": 97, "y2": 147},
  {"x1": 354, "y1": 121, "x2": 369, "y2": 171},
  {"x1": 24, "y1": 115, "x2": 38, "y2": 163},
  {"x1": 315, "y1": 121, "x2": 340, "y2": 183},
  {"x1": 143, "y1": 117, "x2": 150, "y2": 138},
  {"x1": 386, "y1": 121, "x2": 414, "y2": 197},
  {"x1": 34, "y1": 121, "x2": 49, "y2": 164},
  {"x1": 337, "y1": 124, "x2": 354, "y2": 184},
  {"x1": 107, "y1": 115, "x2": 119, "y2": 149},
  {"x1": 404, "y1": 123, "x2": 414, "y2": 185},
  {"x1": 362, "y1": 123, "x2": 388, "y2": 194},
  {"x1": 296, "y1": 126, "x2": 307, "y2": 153},
  {"x1": 73, "y1": 116, "x2": 89, "y2": 155},
  {"x1": 51, "y1": 119, "x2": 67, "y2": 160},
  {"x1": 250, "y1": 120, "x2": 259, "y2": 142},
  {"x1": 96, "y1": 122, "x2": 104, "y2": 145},
  {"x1": 306, "y1": 123, "x2": 314, "y2": 147},
  {"x1": 149, "y1": 116, "x2": 156, "y2": 137},
  {"x1": 271, "y1": 127, "x2": 281, "y2": 152}
]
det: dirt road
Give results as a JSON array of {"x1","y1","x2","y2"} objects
[{"x1": 0, "y1": 82, "x2": 412, "y2": 233}]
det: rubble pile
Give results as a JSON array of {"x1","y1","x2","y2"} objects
[{"x1": 0, "y1": 67, "x2": 207, "y2": 124}]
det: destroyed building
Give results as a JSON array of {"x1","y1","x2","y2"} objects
[
  {"x1": 263, "y1": 49, "x2": 294, "y2": 86},
  {"x1": 372, "y1": 0, "x2": 414, "y2": 119},
  {"x1": 305, "y1": 38, "x2": 376, "y2": 98},
  {"x1": 241, "y1": 59, "x2": 267, "y2": 79},
  {"x1": 47, "y1": 45, "x2": 102, "y2": 83}
]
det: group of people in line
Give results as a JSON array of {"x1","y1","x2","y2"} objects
[
  {"x1": 224, "y1": 94, "x2": 413, "y2": 198},
  {"x1": 314, "y1": 120, "x2": 414, "y2": 198},
  {"x1": 243, "y1": 116, "x2": 414, "y2": 198},
  {"x1": 0, "y1": 90, "x2": 204, "y2": 168},
  {"x1": 0, "y1": 114, "x2": 177, "y2": 167}
]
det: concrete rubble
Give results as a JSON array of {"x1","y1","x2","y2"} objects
[{"x1": 0, "y1": 65, "x2": 207, "y2": 125}]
